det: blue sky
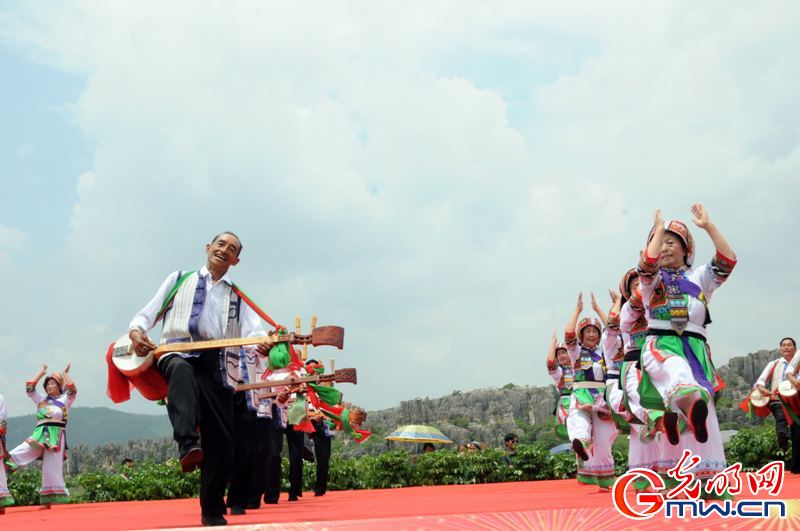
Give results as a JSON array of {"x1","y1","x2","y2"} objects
[{"x1": 1, "y1": 2, "x2": 799, "y2": 417}]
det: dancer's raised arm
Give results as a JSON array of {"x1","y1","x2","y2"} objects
[
  {"x1": 565, "y1": 293, "x2": 583, "y2": 338},
  {"x1": 590, "y1": 292, "x2": 608, "y2": 326},
  {"x1": 645, "y1": 208, "x2": 665, "y2": 262},
  {"x1": 691, "y1": 203, "x2": 735, "y2": 260}
]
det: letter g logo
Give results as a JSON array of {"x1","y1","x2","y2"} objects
[{"x1": 612, "y1": 468, "x2": 665, "y2": 519}]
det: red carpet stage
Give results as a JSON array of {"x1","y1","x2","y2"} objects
[{"x1": 3, "y1": 476, "x2": 800, "y2": 530}]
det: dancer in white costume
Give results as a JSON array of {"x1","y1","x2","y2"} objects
[
  {"x1": 7, "y1": 364, "x2": 76, "y2": 507},
  {"x1": 638, "y1": 206, "x2": 736, "y2": 490},
  {"x1": 606, "y1": 270, "x2": 676, "y2": 490},
  {"x1": 565, "y1": 293, "x2": 617, "y2": 490},
  {"x1": 0, "y1": 393, "x2": 14, "y2": 513},
  {"x1": 547, "y1": 333, "x2": 574, "y2": 439},
  {"x1": 600, "y1": 290, "x2": 630, "y2": 436}
]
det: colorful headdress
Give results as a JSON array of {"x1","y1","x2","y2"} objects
[
  {"x1": 648, "y1": 219, "x2": 695, "y2": 267},
  {"x1": 43, "y1": 372, "x2": 65, "y2": 393},
  {"x1": 619, "y1": 268, "x2": 639, "y2": 301},
  {"x1": 577, "y1": 317, "x2": 603, "y2": 340}
]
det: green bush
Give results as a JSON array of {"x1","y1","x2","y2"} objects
[
  {"x1": 509, "y1": 443, "x2": 553, "y2": 481},
  {"x1": 358, "y1": 449, "x2": 415, "y2": 489},
  {"x1": 412, "y1": 450, "x2": 466, "y2": 486},
  {"x1": 724, "y1": 425, "x2": 788, "y2": 471},
  {"x1": 74, "y1": 460, "x2": 199, "y2": 502},
  {"x1": 458, "y1": 448, "x2": 513, "y2": 484},
  {"x1": 23, "y1": 438, "x2": 780, "y2": 505},
  {"x1": 549, "y1": 452, "x2": 578, "y2": 479},
  {"x1": 7, "y1": 468, "x2": 43, "y2": 506},
  {"x1": 327, "y1": 455, "x2": 364, "y2": 491}
]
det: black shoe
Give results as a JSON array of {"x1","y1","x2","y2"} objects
[
  {"x1": 689, "y1": 399, "x2": 708, "y2": 444},
  {"x1": 572, "y1": 439, "x2": 589, "y2": 461},
  {"x1": 246, "y1": 501, "x2": 261, "y2": 510},
  {"x1": 663, "y1": 412, "x2": 680, "y2": 446},
  {"x1": 201, "y1": 514, "x2": 227, "y2": 526},
  {"x1": 288, "y1": 494, "x2": 299, "y2": 502},
  {"x1": 229, "y1": 506, "x2": 246, "y2": 515},
  {"x1": 264, "y1": 497, "x2": 279, "y2": 505},
  {"x1": 778, "y1": 432, "x2": 790, "y2": 450},
  {"x1": 314, "y1": 491, "x2": 326, "y2": 497},
  {"x1": 180, "y1": 446, "x2": 204, "y2": 473}
]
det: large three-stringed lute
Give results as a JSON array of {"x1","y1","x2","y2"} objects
[{"x1": 110, "y1": 326, "x2": 344, "y2": 376}]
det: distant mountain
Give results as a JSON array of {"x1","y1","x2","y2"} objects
[{"x1": 5, "y1": 406, "x2": 172, "y2": 449}]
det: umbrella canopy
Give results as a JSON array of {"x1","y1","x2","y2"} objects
[
  {"x1": 549, "y1": 443, "x2": 573, "y2": 455},
  {"x1": 385, "y1": 425, "x2": 454, "y2": 444}
]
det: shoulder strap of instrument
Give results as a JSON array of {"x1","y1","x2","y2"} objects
[
  {"x1": 230, "y1": 283, "x2": 281, "y2": 330},
  {"x1": 154, "y1": 270, "x2": 196, "y2": 324},
  {"x1": 230, "y1": 284, "x2": 304, "y2": 371},
  {"x1": 765, "y1": 360, "x2": 777, "y2": 388}
]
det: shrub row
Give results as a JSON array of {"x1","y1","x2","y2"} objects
[{"x1": 6, "y1": 425, "x2": 786, "y2": 505}]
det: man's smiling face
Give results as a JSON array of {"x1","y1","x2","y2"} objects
[{"x1": 206, "y1": 233, "x2": 241, "y2": 270}]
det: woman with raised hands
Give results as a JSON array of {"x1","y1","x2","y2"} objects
[
  {"x1": 637, "y1": 205, "x2": 736, "y2": 490},
  {"x1": 547, "y1": 331, "x2": 575, "y2": 440},
  {"x1": 564, "y1": 293, "x2": 617, "y2": 491},
  {"x1": 6, "y1": 363, "x2": 77, "y2": 508}
]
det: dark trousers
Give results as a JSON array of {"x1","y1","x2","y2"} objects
[
  {"x1": 250, "y1": 407, "x2": 284, "y2": 505},
  {"x1": 770, "y1": 401, "x2": 791, "y2": 439},
  {"x1": 285, "y1": 423, "x2": 305, "y2": 497},
  {"x1": 311, "y1": 428, "x2": 331, "y2": 494},
  {"x1": 159, "y1": 351, "x2": 234, "y2": 517},
  {"x1": 790, "y1": 422, "x2": 800, "y2": 473},
  {"x1": 226, "y1": 393, "x2": 257, "y2": 509}
]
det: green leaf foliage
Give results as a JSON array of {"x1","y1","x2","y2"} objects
[{"x1": 4, "y1": 429, "x2": 788, "y2": 506}]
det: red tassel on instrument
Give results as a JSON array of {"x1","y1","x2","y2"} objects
[
  {"x1": 106, "y1": 342, "x2": 132, "y2": 403},
  {"x1": 293, "y1": 419, "x2": 316, "y2": 433},
  {"x1": 738, "y1": 396, "x2": 750, "y2": 414},
  {"x1": 105, "y1": 342, "x2": 169, "y2": 403}
]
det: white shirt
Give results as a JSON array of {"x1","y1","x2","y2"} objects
[
  {"x1": 756, "y1": 357, "x2": 794, "y2": 392},
  {"x1": 128, "y1": 266, "x2": 266, "y2": 341}
]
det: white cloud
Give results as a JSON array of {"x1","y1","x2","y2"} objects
[{"x1": 0, "y1": 225, "x2": 26, "y2": 251}]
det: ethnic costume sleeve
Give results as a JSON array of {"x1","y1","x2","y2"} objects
[
  {"x1": 636, "y1": 249, "x2": 660, "y2": 306},
  {"x1": 26, "y1": 381, "x2": 45, "y2": 405},
  {"x1": 548, "y1": 363, "x2": 563, "y2": 387},
  {"x1": 693, "y1": 251, "x2": 737, "y2": 298},
  {"x1": 64, "y1": 384, "x2": 77, "y2": 409},
  {"x1": 564, "y1": 331, "x2": 580, "y2": 365},
  {"x1": 601, "y1": 321, "x2": 621, "y2": 376},
  {"x1": 128, "y1": 271, "x2": 182, "y2": 333}
]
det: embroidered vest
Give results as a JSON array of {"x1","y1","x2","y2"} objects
[
  {"x1": 160, "y1": 271, "x2": 244, "y2": 389},
  {"x1": 575, "y1": 346, "x2": 605, "y2": 383},
  {"x1": 649, "y1": 269, "x2": 711, "y2": 334},
  {"x1": 558, "y1": 366, "x2": 575, "y2": 393}
]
